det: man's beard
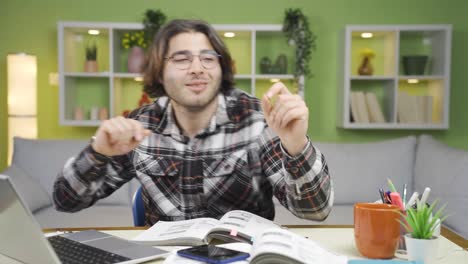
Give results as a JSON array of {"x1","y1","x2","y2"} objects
[{"x1": 167, "y1": 85, "x2": 220, "y2": 113}]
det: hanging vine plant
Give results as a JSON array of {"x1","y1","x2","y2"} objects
[{"x1": 283, "y1": 8, "x2": 317, "y2": 78}]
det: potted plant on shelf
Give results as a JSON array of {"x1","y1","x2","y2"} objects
[
  {"x1": 398, "y1": 199, "x2": 448, "y2": 263},
  {"x1": 84, "y1": 43, "x2": 98, "y2": 72},
  {"x1": 121, "y1": 31, "x2": 147, "y2": 73}
]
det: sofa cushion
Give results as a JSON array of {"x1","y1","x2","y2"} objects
[
  {"x1": 415, "y1": 135, "x2": 468, "y2": 239},
  {"x1": 1, "y1": 165, "x2": 51, "y2": 212},
  {"x1": 34, "y1": 205, "x2": 134, "y2": 228},
  {"x1": 273, "y1": 199, "x2": 353, "y2": 225},
  {"x1": 315, "y1": 136, "x2": 416, "y2": 204},
  {"x1": 12, "y1": 137, "x2": 132, "y2": 206}
]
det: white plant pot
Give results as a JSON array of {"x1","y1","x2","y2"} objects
[{"x1": 404, "y1": 234, "x2": 439, "y2": 264}]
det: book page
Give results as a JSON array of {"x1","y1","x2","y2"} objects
[
  {"x1": 250, "y1": 228, "x2": 347, "y2": 264},
  {"x1": 210, "y1": 210, "x2": 280, "y2": 242},
  {"x1": 131, "y1": 218, "x2": 219, "y2": 245}
]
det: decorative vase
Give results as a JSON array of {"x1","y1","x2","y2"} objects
[
  {"x1": 402, "y1": 55, "x2": 428, "y2": 75},
  {"x1": 358, "y1": 56, "x2": 373, "y2": 75},
  {"x1": 84, "y1": 60, "x2": 98, "y2": 73},
  {"x1": 99, "y1": 107, "x2": 108, "y2": 120},
  {"x1": 74, "y1": 107, "x2": 84, "y2": 120},
  {"x1": 404, "y1": 234, "x2": 439, "y2": 264},
  {"x1": 275, "y1": 54, "x2": 288, "y2": 74},
  {"x1": 259, "y1": 57, "x2": 272, "y2": 74},
  {"x1": 127, "y1": 46, "x2": 145, "y2": 73}
]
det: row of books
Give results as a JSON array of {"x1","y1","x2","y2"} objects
[
  {"x1": 397, "y1": 91, "x2": 434, "y2": 124},
  {"x1": 350, "y1": 91, "x2": 386, "y2": 123},
  {"x1": 350, "y1": 91, "x2": 434, "y2": 124}
]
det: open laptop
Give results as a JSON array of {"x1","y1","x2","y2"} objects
[{"x1": 0, "y1": 174, "x2": 168, "y2": 264}]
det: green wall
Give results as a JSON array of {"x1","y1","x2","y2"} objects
[{"x1": 1, "y1": 0, "x2": 468, "y2": 171}]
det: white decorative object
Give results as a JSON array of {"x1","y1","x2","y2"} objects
[
  {"x1": 90, "y1": 107, "x2": 99, "y2": 120},
  {"x1": 7, "y1": 53, "x2": 37, "y2": 164}
]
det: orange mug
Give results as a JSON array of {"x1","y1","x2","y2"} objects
[{"x1": 354, "y1": 203, "x2": 400, "y2": 259}]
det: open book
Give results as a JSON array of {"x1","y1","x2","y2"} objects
[
  {"x1": 162, "y1": 228, "x2": 347, "y2": 264},
  {"x1": 131, "y1": 210, "x2": 279, "y2": 246}
]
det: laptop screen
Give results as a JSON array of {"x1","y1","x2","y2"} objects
[{"x1": 0, "y1": 175, "x2": 61, "y2": 264}]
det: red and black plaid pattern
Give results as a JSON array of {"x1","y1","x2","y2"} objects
[{"x1": 53, "y1": 89, "x2": 333, "y2": 225}]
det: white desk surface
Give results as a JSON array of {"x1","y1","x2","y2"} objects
[{"x1": 1, "y1": 227, "x2": 466, "y2": 263}]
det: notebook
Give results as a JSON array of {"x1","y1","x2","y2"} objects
[{"x1": 0, "y1": 174, "x2": 168, "y2": 264}]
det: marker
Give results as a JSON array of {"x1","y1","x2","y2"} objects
[
  {"x1": 390, "y1": 192, "x2": 405, "y2": 211},
  {"x1": 402, "y1": 184, "x2": 407, "y2": 205},
  {"x1": 406, "y1": 191, "x2": 419, "y2": 209},
  {"x1": 420, "y1": 187, "x2": 431, "y2": 206}
]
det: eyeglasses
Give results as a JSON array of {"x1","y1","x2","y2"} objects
[{"x1": 165, "y1": 50, "x2": 221, "y2": 70}]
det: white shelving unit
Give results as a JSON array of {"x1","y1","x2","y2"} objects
[
  {"x1": 58, "y1": 22, "x2": 299, "y2": 126},
  {"x1": 337, "y1": 24, "x2": 452, "y2": 129}
]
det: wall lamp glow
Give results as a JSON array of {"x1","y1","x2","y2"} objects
[
  {"x1": 407, "y1": 79, "x2": 419, "y2": 84},
  {"x1": 88, "y1": 29, "x2": 100, "y2": 35},
  {"x1": 361, "y1": 32, "x2": 373, "y2": 38},
  {"x1": 224, "y1": 32, "x2": 235, "y2": 38}
]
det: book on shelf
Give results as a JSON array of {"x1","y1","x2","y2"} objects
[
  {"x1": 364, "y1": 92, "x2": 386, "y2": 123},
  {"x1": 162, "y1": 228, "x2": 347, "y2": 264},
  {"x1": 131, "y1": 210, "x2": 279, "y2": 246},
  {"x1": 350, "y1": 91, "x2": 370, "y2": 123},
  {"x1": 397, "y1": 91, "x2": 434, "y2": 124}
]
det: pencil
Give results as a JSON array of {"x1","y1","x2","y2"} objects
[{"x1": 387, "y1": 178, "x2": 397, "y2": 193}]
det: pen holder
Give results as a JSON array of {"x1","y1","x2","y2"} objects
[{"x1": 354, "y1": 203, "x2": 401, "y2": 259}]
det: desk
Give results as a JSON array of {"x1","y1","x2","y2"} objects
[{"x1": 1, "y1": 226, "x2": 466, "y2": 263}]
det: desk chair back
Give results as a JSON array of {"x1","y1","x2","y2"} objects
[{"x1": 132, "y1": 186, "x2": 145, "y2": 226}]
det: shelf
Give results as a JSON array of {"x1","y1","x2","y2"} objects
[
  {"x1": 61, "y1": 26, "x2": 110, "y2": 73},
  {"x1": 59, "y1": 22, "x2": 303, "y2": 126},
  {"x1": 114, "y1": 73, "x2": 143, "y2": 78},
  {"x1": 350, "y1": 30, "x2": 397, "y2": 76},
  {"x1": 339, "y1": 24, "x2": 451, "y2": 129},
  {"x1": 62, "y1": 76, "x2": 110, "y2": 122},
  {"x1": 256, "y1": 31, "x2": 294, "y2": 75},
  {"x1": 220, "y1": 30, "x2": 252, "y2": 75},
  {"x1": 64, "y1": 72, "x2": 110, "y2": 77},
  {"x1": 350, "y1": 76, "x2": 394, "y2": 81}
]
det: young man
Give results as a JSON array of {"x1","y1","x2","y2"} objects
[{"x1": 53, "y1": 19, "x2": 333, "y2": 225}]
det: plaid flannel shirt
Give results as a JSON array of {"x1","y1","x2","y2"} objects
[{"x1": 53, "y1": 88, "x2": 333, "y2": 225}]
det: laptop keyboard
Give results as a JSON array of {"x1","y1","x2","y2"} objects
[{"x1": 48, "y1": 235, "x2": 131, "y2": 264}]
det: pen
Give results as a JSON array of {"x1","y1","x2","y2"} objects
[
  {"x1": 420, "y1": 187, "x2": 431, "y2": 206},
  {"x1": 402, "y1": 184, "x2": 407, "y2": 205},
  {"x1": 387, "y1": 178, "x2": 397, "y2": 193},
  {"x1": 379, "y1": 188, "x2": 386, "y2": 203},
  {"x1": 406, "y1": 191, "x2": 419, "y2": 209}
]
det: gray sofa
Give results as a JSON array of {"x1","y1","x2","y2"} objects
[{"x1": 2, "y1": 135, "x2": 467, "y2": 239}]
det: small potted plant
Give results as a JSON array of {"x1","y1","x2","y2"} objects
[
  {"x1": 399, "y1": 199, "x2": 448, "y2": 263},
  {"x1": 84, "y1": 43, "x2": 98, "y2": 72}
]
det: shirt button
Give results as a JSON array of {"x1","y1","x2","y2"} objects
[{"x1": 290, "y1": 167, "x2": 299, "y2": 173}]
